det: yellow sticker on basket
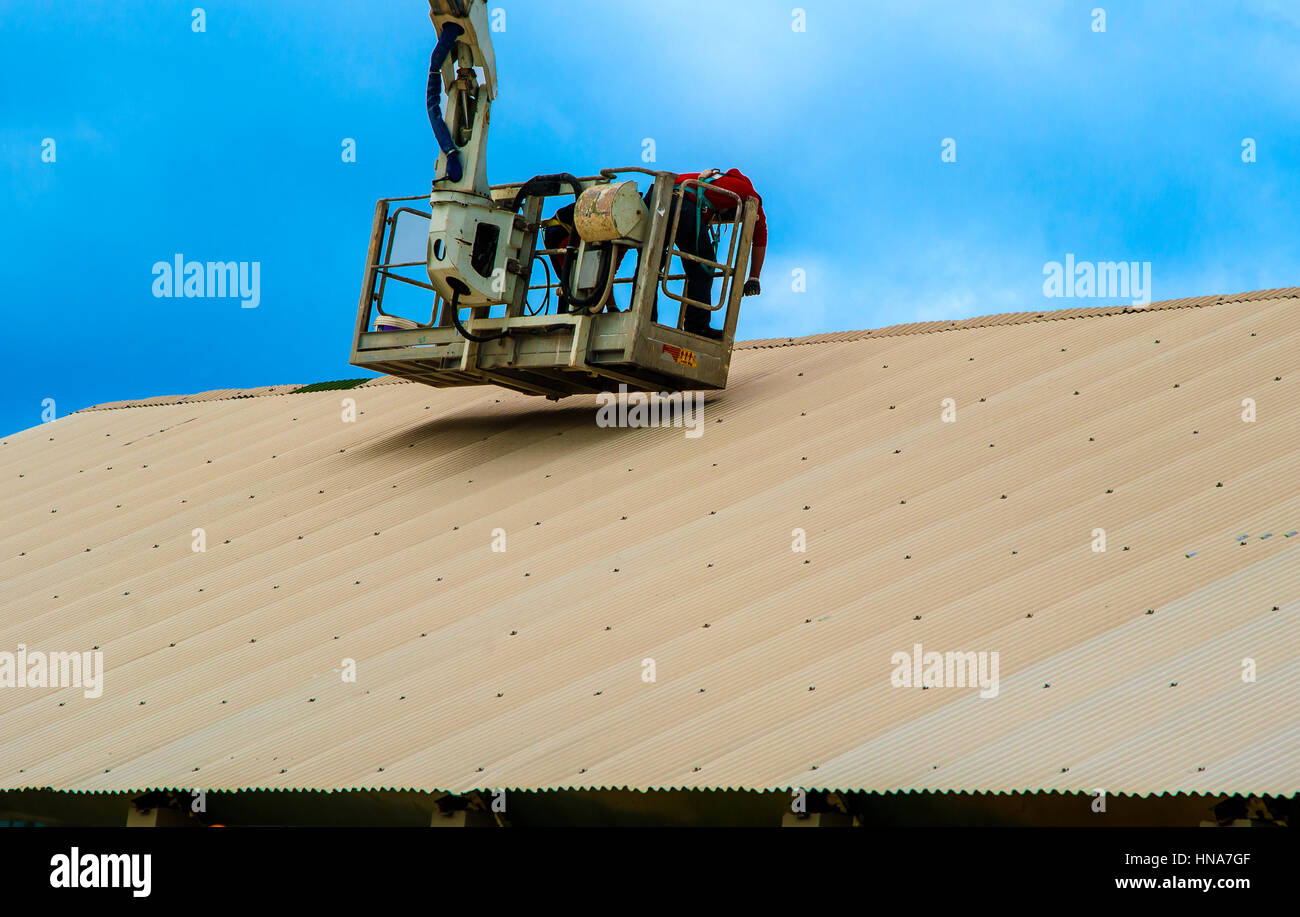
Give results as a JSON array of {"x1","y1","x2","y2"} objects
[{"x1": 662, "y1": 344, "x2": 698, "y2": 368}]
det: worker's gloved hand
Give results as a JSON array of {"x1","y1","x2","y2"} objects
[{"x1": 743, "y1": 278, "x2": 761, "y2": 297}]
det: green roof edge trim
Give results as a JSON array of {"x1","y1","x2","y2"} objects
[{"x1": 290, "y1": 379, "x2": 373, "y2": 394}]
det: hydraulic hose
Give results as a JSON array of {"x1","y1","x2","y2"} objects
[
  {"x1": 508, "y1": 173, "x2": 614, "y2": 313},
  {"x1": 427, "y1": 22, "x2": 466, "y2": 183},
  {"x1": 447, "y1": 287, "x2": 507, "y2": 343}
]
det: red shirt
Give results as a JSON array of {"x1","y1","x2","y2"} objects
[{"x1": 675, "y1": 169, "x2": 768, "y2": 247}]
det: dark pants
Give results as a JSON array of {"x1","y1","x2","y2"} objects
[{"x1": 637, "y1": 191, "x2": 717, "y2": 333}]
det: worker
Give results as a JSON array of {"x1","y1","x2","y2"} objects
[{"x1": 643, "y1": 169, "x2": 767, "y2": 339}]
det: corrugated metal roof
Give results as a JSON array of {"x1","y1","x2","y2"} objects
[
  {"x1": 1, "y1": 293, "x2": 1296, "y2": 795},
  {"x1": 80, "y1": 385, "x2": 303, "y2": 413}
]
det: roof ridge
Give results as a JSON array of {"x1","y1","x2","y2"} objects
[
  {"x1": 74, "y1": 286, "x2": 1297, "y2": 412},
  {"x1": 733, "y1": 286, "x2": 1298, "y2": 350}
]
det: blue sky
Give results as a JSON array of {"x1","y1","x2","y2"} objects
[{"x1": 2, "y1": 0, "x2": 1298, "y2": 435}]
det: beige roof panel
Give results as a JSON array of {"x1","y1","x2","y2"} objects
[{"x1": 1, "y1": 293, "x2": 1296, "y2": 795}]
